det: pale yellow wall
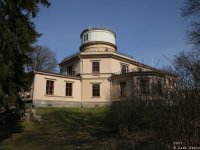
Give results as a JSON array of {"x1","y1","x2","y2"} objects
[
  {"x1": 77, "y1": 54, "x2": 153, "y2": 102},
  {"x1": 111, "y1": 74, "x2": 176, "y2": 101},
  {"x1": 33, "y1": 73, "x2": 81, "y2": 102},
  {"x1": 111, "y1": 58, "x2": 138, "y2": 74},
  {"x1": 80, "y1": 57, "x2": 113, "y2": 103},
  {"x1": 82, "y1": 78, "x2": 111, "y2": 102},
  {"x1": 111, "y1": 76, "x2": 134, "y2": 101},
  {"x1": 60, "y1": 60, "x2": 80, "y2": 75},
  {"x1": 81, "y1": 43, "x2": 116, "y2": 52},
  {"x1": 33, "y1": 48, "x2": 160, "y2": 105},
  {"x1": 80, "y1": 54, "x2": 145, "y2": 77},
  {"x1": 111, "y1": 78, "x2": 120, "y2": 101},
  {"x1": 81, "y1": 58, "x2": 112, "y2": 75}
]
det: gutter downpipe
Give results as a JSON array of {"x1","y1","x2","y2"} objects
[{"x1": 79, "y1": 55, "x2": 83, "y2": 108}]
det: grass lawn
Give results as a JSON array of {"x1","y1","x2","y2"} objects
[{"x1": 0, "y1": 107, "x2": 115, "y2": 150}]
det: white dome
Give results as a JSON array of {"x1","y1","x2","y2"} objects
[{"x1": 80, "y1": 28, "x2": 116, "y2": 45}]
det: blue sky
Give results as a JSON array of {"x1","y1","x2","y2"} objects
[{"x1": 34, "y1": 0, "x2": 191, "y2": 68}]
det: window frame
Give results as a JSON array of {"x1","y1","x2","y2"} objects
[
  {"x1": 46, "y1": 80, "x2": 54, "y2": 95},
  {"x1": 83, "y1": 34, "x2": 88, "y2": 42},
  {"x1": 92, "y1": 61, "x2": 100, "y2": 74},
  {"x1": 120, "y1": 82, "x2": 126, "y2": 97},
  {"x1": 140, "y1": 79, "x2": 150, "y2": 94},
  {"x1": 66, "y1": 82, "x2": 73, "y2": 96},
  {"x1": 157, "y1": 80, "x2": 163, "y2": 95},
  {"x1": 121, "y1": 64, "x2": 129, "y2": 74},
  {"x1": 67, "y1": 66, "x2": 73, "y2": 75},
  {"x1": 92, "y1": 84, "x2": 100, "y2": 97}
]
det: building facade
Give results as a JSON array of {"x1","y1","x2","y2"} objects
[{"x1": 32, "y1": 28, "x2": 176, "y2": 107}]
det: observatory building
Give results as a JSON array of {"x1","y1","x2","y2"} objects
[{"x1": 32, "y1": 28, "x2": 176, "y2": 107}]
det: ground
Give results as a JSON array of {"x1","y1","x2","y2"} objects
[{"x1": 0, "y1": 107, "x2": 115, "y2": 150}]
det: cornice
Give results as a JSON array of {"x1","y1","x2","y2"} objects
[
  {"x1": 79, "y1": 41, "x2": 117, "y2": 51},
  {"x1": 34, "y1": 71, "x2": 81, "y2": 80}
]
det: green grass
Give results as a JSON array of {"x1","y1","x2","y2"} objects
[{"x1": 0, "y1": 107, "x2": 114, "y2": 150}]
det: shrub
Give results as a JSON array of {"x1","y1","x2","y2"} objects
[{"x1": 107, "y1": 91, "x2": 200, "y2": 149}]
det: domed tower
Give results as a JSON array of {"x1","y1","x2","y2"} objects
[{"x1": 79, "y1": 28, "x2": 117, "y2": 53}]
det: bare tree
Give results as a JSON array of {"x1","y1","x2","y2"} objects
[
  {"x1": 168, "y1": 0, "x2": 200, "y2": 89},
  {"x1": 181, "y1": 0, "x2": 200, "y2": 17},
  {"x1": 181, "y1": 0, "x2": 200, "y2": 48},
  {"x1": 30, "y1": 45, "x2": 58, "y2": 73},
  {"x1": 170, "y1": 49, "x2": 200, "y2": 90}
]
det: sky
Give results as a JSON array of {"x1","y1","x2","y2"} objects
[{"x1": 33, "y1": 0, "x2": 192, "y2": 68}]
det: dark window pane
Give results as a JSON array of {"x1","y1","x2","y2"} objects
[
  {"x1": 157, "y1": 80, "x2": 162, "y2": 95},
  {"x1": 46, "y1": 80, "x2": 54, "y2": 95},
  {"x1": 67, "y1": 66, "x2": 73, "y2": 75},
  {"x1": 92, "y1": 84, "x2": 100, "y2": 97},
  {"x1": 120, "y1": 82, "x2": 126, "y2": 96},
  {"x1": 84, "y1": 34, "x2": 88, "y2": 42},
  {"x1": 121, "y1": 65, "x2": 128, "y2": 74},
  {"x1": 66, "y1": 82, "x2": 72, "y2": 96},
  {"x1": 140, "y1": 79, "x2": 149, "y2": 94},
  {"x1": 92, "y1": 62, "x2": 100, "y2": 74}
]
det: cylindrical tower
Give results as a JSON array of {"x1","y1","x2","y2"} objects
[{"x1": 79, "y1": 28, "x2": 117, "y2": 52}]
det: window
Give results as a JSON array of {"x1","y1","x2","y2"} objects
[
  {"x1": 92, "y1": 84, "x2": 100, "y2": 97},
  {"x1": 92, "y1": 62, "x2": 100, "y2": 74},
  {"x1": 157, "y1": 80, "x2": 162, "y2": 95},
  {"x1": 46, "y1": 80, "x2": 54, "y2": 95},
  {"x1": 138, "y1": 68, "x2": 143, "y2": 72},
  {"x1": 121, "y1": 64, "x2": 128, "y2": 74},
  {"x1": 67, "y1": 66, "x2": 73, "y2": 75},
  {"x1": 120, "y1": 82, "x2": 126, "y2": 96},
  {"x1": 83, "y1": 34, "x2": 88, "y2": 42},
  {"x1": 140, "y1": 79, "x2": 149, "y2": 94},
  {"x1": 66, "y1": 82, "x2": 72, "y2": 96}
]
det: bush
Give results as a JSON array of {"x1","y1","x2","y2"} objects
[{"x1": 107, "y1": 91, "x2": 200, "y2": 149}]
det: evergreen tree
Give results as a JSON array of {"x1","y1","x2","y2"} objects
[{"x1": 0, "y1": 0, "x2": 50, "y2": 111}]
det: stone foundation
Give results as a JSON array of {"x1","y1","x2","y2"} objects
[{"x1": 33, "y1": 100, "x2": 111, "y2": 107}]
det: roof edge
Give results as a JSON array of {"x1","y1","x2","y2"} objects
[
  {"x1": 34, "y1": 71, "x2": 81, "y2": 80},
  {"x1": 79, "y1": 41, "x2": 117, "y2": 51}
]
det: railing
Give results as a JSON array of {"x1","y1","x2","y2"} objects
[
  {"x1": 116, "y1": 51, "x2": 134, "y2": 59},
  {"x1": 112, "y1": 68, "x2": 145, "y2": 76},
  {"x1": 61, "y1": 71, "x2": 77, "y2": 76}
]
